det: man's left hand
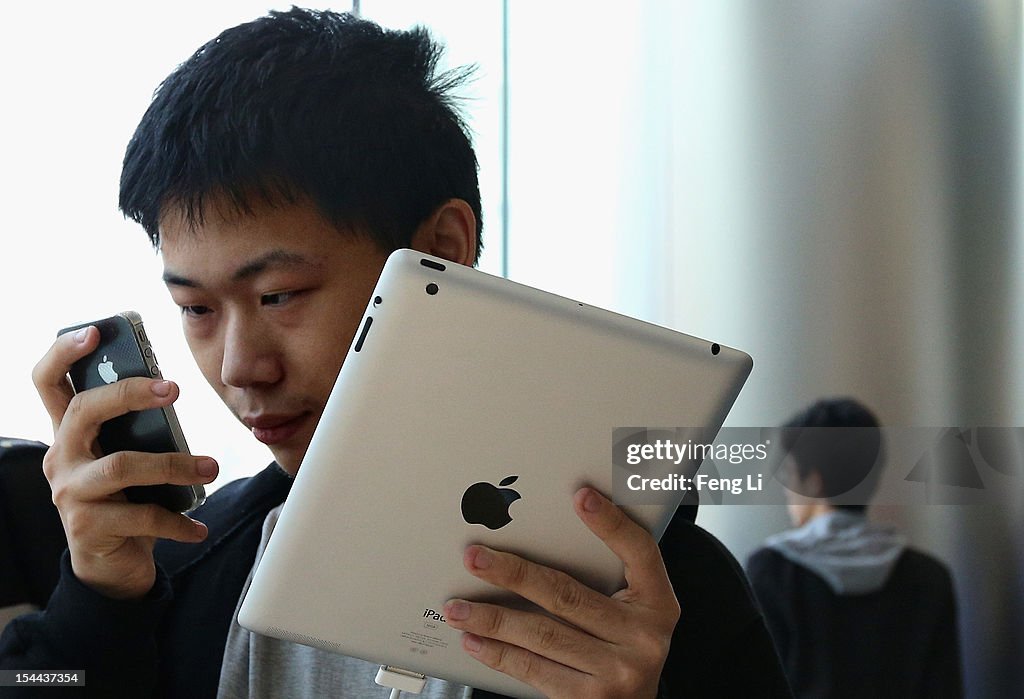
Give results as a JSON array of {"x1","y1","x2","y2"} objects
[{"x1": 444, "y1": 487, "x2": 680, "y2": 699}]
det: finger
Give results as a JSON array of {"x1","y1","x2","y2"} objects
[
  {"x1": 67, "y1": 501, "x2": 208, "y2": 546},
  {"x1": 58, "y1": 378, "x2": 180, "y2": 454},
  {"x1": 444, "y1": 598, "x2": 602, "y2": 672},
  {"x1": 459, "y1": 632, "x2": 586, "y2": 698},
  {"x1": 32, "y1": 326, "x2": 100, "y2": 433},
  {"x1": 67, "y1": 451, "x2": 218, "y2": 501},
  {"x1": 111, "y1": 503, "x2": 209, "y2": 543},
  {"x1": 573, "y1": 487, "x2": 675, "y2": 605},
  {"x1": 460, "y1": 545, "x2": 625, "y2": 638}
]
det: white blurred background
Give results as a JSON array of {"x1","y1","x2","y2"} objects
[{"x1": 0, "y1": 1, "x2": 1020, "y2": 695}]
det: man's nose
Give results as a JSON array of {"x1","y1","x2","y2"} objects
[{"x1": 220, "y1": 314, "x2": 283, "y2": 388}]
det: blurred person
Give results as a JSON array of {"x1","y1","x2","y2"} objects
[{"x1": 747, "y1": 398, "x2": 962, "y2": 698}]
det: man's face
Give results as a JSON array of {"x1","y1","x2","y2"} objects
[{"x1": 159, "y1": 198, "x2": 389, "y2": 474}]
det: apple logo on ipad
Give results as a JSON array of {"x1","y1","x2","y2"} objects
[
  {"x1": 461, "y1": 476, "x2": 521, "y2": 530},
  {"x1": 97, "y1": 356, "x2": 118, "y2": 384}
]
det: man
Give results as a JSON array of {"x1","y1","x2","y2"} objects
[
  {"x1": 747, "y1": 398, "x2": 962, "y2": 698},
  {"x1": 2, "y1": 9, "x2": 789, "y2": 697}
]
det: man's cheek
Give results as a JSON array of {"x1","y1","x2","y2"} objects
[{"x1": 189, "y1": 343, "x2": 228, "y2": 392}]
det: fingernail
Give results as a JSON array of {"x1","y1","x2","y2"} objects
[
  {"x1": 193, "y1": 520, "x2": 208, "y2": 539},
  {"x1": 445, "y1": 600, "x2": 471, "y2": 621},
  {"x1": 470, "y1": 547, "x2": 493, "y2": 570},
  {"x1": 463, "y1": 633, "x2": 482, "y2": 653},
  {"x1": 583, "y1": 489, "x2": 603, "y2": 513},
  {"x1": 74, "y1": 328, "x2": 89, "y2": 343},
  {"x1": 152, "y1": 380, "x2": 172, "y2": 397},
  {"x1": 196, "y1": 457, "x2": 218, "y2": 477}
]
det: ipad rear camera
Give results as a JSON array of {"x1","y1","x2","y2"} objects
[
  {"x1": 426, "y1": 283, "x2": 439, "y2": 295},
  {"x1": 711, "y1": 343, "x2": 721, "y2": 355}
]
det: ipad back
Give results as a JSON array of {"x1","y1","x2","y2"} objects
[{"x1": 238, "y1": 250, "x2": 752, "y2": 698}]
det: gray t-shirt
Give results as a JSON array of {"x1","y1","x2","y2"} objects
[{"x1": 217, "y1": 505, "x2": 473, "y2": 699}]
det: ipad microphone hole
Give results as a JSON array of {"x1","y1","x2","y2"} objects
[
  {"x1": 711, "y1": 343, "x2": 721, "y2": 355},
  {"x1": 421, "y1": 259, "x2": 446, "y2": 272},
  {"x1": 426, "y1": 283, "x2": 439, "y2": 295}
]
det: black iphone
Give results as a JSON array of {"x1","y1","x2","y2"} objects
[{"x1": 57, "y1": 311, "x2": 205, "y2": 513}]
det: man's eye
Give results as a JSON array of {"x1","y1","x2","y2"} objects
[
  {"x1": 262, "y1": 291, "x2": 297, "y2": 307},
  {"x1": 181, "y1": 305, "x2": 211, "y2": 317}
]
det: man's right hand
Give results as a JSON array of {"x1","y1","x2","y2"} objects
[{"x1": 31, "y1": 325, "x2": 219, "y2": 600}]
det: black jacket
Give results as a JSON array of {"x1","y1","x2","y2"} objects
[
  {"x1": 2, "y1": 463, "x2": 790, "y2": 698},
  {"x1": 747, "y1": 546, "x2": 961, "y2": 699}
]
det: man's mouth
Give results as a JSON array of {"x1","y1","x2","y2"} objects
[{"x1": 243, "y1": 413, "x2": 312, "y2": 446}]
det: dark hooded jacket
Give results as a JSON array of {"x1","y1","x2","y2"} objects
[{"x1": 747, "y1": 511, "x2": 962, "y2": 699}]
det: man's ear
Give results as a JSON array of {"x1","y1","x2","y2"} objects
[
  {"x1": 805, "y1": 470, "x2": 826, "y2": 499},
  {"x1": 409, "y1": 199, "x2": 477, "y2": 266}
]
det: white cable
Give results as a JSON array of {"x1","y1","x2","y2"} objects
[{"x1": 375, "y1": 665, "x2": 427, "y2": 696}]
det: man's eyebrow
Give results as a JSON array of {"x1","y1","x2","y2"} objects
[{"x1": 163, "y1": 250, "x2": 320, "y2": 288}]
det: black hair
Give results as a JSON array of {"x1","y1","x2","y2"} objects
[
  {"x1": 780, "y1": 397, "x2": 883, "y2": 511},
  {"x1": 119, "y1": 7, "x2": 482, "y2": 263}
]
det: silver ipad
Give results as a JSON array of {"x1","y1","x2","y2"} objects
[{"x1": 238, "y1": 249, "x2": 752, "y2": 698}]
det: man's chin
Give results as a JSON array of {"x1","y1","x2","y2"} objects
[{"x1": 268, "y1": 445, "x2": 306, "y2": 476}]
